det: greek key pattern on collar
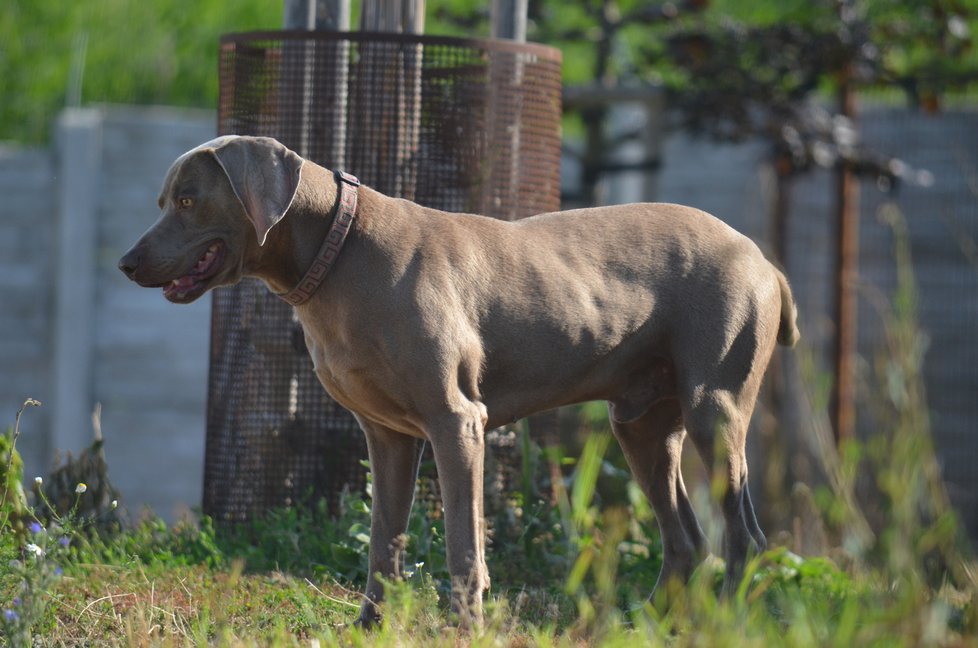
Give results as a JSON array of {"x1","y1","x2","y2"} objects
[{"x1": 279, "y1": 171, "x2": 360, "y2": 307}]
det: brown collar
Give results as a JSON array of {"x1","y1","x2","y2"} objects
[{"x1": 278, "y1": 171, "x2": 360, "y2": 307}]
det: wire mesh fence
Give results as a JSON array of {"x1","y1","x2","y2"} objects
[
  {"x1": 777, "y1": 107, "x2": 978, "y2": 540},
  {"x1": 204, "y1": 31, "x2": 562, "y2": 522}
]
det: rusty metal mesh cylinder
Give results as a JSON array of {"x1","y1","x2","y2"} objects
[{"x1": 204, "y1": 31, "x2": 562, "y2": 521}]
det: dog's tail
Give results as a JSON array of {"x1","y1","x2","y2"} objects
[{"x1": 775, "y1": 268, "x2": 800, "y2": 347}]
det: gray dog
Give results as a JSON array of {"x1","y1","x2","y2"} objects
[{"x1": 120, "y1": 135, "x2": 798, "y2": 626}]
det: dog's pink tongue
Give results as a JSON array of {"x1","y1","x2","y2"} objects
[{"x1": 164, "y1": 275, "x2": 196, "y2": 297}]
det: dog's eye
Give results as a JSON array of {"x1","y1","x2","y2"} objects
[{"x1": 179, "y1": 197, "x2": 194, "y2": 209}]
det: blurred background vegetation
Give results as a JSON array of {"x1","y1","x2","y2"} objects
[
  {"x1": 4, "y1": 0, "x2": 977, "y2": 145},
  {"x1": 2, "y1": 1, "x2": 279, "y2": 144}
]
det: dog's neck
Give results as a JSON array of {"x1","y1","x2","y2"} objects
[{"x1": 250, "y1": 163, "x2": 345, "y2": 296}]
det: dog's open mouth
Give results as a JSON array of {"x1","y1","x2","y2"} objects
[{"x1": 163, "y1": 240, "x2": 225, "y2": 303}]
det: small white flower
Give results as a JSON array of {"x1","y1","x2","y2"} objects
[
  {"x1": 34, "y1": 477, "x2": 43, "y2": 486},
  {"x1": 25, "y1": 543, "x2": 44, "y2": 557},
  {"x1": 111, "y1": 500, "x2": 118, "y2": 509},
  {"x1": 75, "y1": 483, "x2": 87, "y2": 494}
]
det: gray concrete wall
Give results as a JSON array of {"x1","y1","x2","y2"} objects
[
  {"x1": 0, "y1": 146, "x2": 57, "y2": 478},
  {"x1": 93, "y1": 108, "x2": 216, "y2": 519},
  {"x1": 0, "y1": 106, "x2": 215, "y2": 520}
]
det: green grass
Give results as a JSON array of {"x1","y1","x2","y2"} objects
[
  {"x1": 6, "y1": 536, "x2": 970, "y2": 646},
  {"x1": 3, "y1": 426, "x2": 974, "y2": 646},
  {"x1": 39, "y1": 562, "x2": 354, "y2": 644}
]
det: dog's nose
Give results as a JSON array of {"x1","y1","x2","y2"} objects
[{"x1": 118, "y1": 249, "x2": 141, "y2": 280}]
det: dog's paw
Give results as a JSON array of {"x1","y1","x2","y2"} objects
[{"x1": 352, "y1": 603, "x2": 383, "y2": 632}]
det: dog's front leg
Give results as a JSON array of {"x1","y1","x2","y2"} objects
[
  {"x1": 356, "y1": 419, "x2": 426, "y2": 628},
  {"x1": 428, "y1": 407, "x2": 490, "y2": 629}
]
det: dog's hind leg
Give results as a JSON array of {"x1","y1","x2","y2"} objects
[
  {"x1": 675, "y1": 460, "x2": 709, "y2": 560},
  {"x1": 610, "y1": 399, "x2": 707, "y2": 603},
  {"x1": 682, "y1": 387, "x2": 766, "y2": 596},
  {"x1": 742, "y1": 475, "x2": 767, "y2": 551},
  {"x1": 675, "y1": 283, "x2": 780, "y2": 594}
]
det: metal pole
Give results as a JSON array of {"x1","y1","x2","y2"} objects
[
  {"x1": 285, "y1": 0, "x2": 350, "y2": 29},
  {"x1": 314, "y1": 0, "x2": 350, "y2": 29},
  {"x1": 248, "y1": 0, "x2": 352, "y2": 512},
  {"x1": 282, "y1": 0, "x2": 350, "y2": 168},
  {"x1": 360, "y1": 0, "x2": 424, "y2": 32},
  {"x1": 356, "y1": 1, "x2": 424, "y2": 198},
  {"x1": 491, "y1": 0, "x2": 527, "y2": 41},
  {"x1": 284, "y1": 0, "x2": 316, "y2": 28},
  {"x1": 484, "y1": 0, "x2": 527, "y2": 219},
  {"x1": 491, "y1": 0, "x2": 560, "y2": 498}
]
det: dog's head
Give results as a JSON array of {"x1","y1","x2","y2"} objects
[{"x1": 118, "y1": 135, "x2": 303, "y2": 303}]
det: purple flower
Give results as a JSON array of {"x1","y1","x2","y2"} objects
[
  {"x1": 11, "y1": 597, "x2": 20, "y2": 607},
  {"x1": 3, "y1": 609, "x2": 18, "y2": 622},
  {"x1": 28, "y1": 522, "x2": 43, "y2": 535},
  {"x1": 58, "y1": 536, "x2": 70, "y2": 548},
  {"x1": 54, "y1": 566, "x2": 63, "y2": 576}
]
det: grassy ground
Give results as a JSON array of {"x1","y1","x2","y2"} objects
[
  {"x1": 2, "y1": 424, "x2": 975, "y2": 647},
  {"x1": 4, "y1": 535, "x2": 974, "y2": 646},
  {"x1": 41, "y1": 562, "x2": 356, "y2": 645}
]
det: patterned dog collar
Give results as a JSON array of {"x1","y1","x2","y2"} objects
[{"x1": 278, "y1": 171, "x2": 360, "y2": 307}]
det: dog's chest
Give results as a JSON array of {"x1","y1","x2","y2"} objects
[
  {"x1": 299, "y1": 321, "x2": 421, "y2": 432},
  {"x1": 301, "y1": 327, "x2": 357, "y2": 403}
]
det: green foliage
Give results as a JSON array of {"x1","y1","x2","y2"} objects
[
  {"x1": 0, "y1": 399, "x2": 118, "y2": 646},
  {"x1": 1, "y1": 0, "x2": 279, "y2": 144},
  {"x1": 0, "y1": 425, "x2": 28, "y2": 539},
  {"x1": 2, "y1": 518, "x2": 74, "y2": 646},
  {"x1": 6, "y1": 0, "x2": 977, "y2": 151}
]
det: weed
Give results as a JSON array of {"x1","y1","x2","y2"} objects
[
  {"x1": 0, "y1": 399, "x2": 39, "y2": 539},
  {"x1": 1, "y1": 399, "x2": 104, "y2": 647}
]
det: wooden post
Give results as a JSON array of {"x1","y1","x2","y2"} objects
[{"x1": 831, "y1": 77, "x2": 859, "y2": 444}]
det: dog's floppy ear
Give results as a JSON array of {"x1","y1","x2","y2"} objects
[{"x1": 208, "y1": 136, "x2": 304, "y2": 245}]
